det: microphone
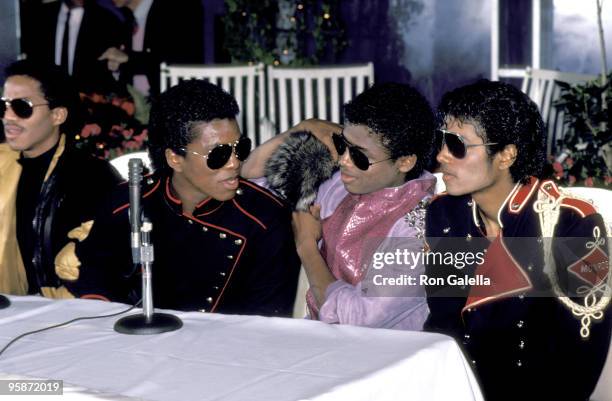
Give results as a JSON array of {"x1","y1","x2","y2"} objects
[
  {"x1": 128, "y1": 159, "x2": 143, "y2": 265},
  {"x1": 114, "y1": 158, "x2": 182, "y2": 335}
]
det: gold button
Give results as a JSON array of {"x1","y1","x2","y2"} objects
[
  {"x1": 227, "y1": 255, "x2": 234, "y2": 260},
  {"x1": 219, "y1": 233, "x2": 227, "y2": 239},
  {"x1": 234, "y1": 239, "x2": 243, "y2": 245},
  {"x1": 206, "y1": 297, "x2": 213, "y2": 303}
]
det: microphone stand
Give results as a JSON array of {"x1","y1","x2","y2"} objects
[
  {"x1": 114, "y1": 159, "x2": 182, "y2": 335},
  {"x1": 0, "y1": 294, "x2": 9, "y2": 309}
]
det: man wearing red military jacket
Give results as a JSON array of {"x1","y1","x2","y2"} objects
[
  {"x1": 424, "y1": 80, "x2": 611, "y2": 401},
  {"x1": 55, "y1": 79, "x2": 300, "y2": 316}
]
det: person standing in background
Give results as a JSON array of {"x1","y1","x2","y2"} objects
[
  {"x1": 20, "y1": 0, "x2": 125, "y2": 94},
  {"x1": 98, "y1": 0, "x2": 204, "y2": 96}
]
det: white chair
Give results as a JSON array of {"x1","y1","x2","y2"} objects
[
  {"x1": 521, "y1": 68, "x2": 596, "y2": 156},
  {"x1": 160, "y1": 63, "x2": 267, "y2": 145},
  {"x1": 267, "y1": 63, "x2": 374, "y2": 133},
  {"x1": 109, "y1": 151, "x2": 152, "y2": 180}
]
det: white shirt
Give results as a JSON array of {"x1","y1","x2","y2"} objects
[
  {"x1": 54, "y1": 3, "x2": 84, "y2": 76},
  {"x1": 132, "y1": 0, "x2": 154, "y2": 95}
]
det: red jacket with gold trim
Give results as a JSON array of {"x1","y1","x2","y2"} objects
[
  {"x1": 64, "y1": 175, "x2": 300, "y2": 317},
  {"x1": 424, "y1": 177, "x2": 611, "y2": 401}
]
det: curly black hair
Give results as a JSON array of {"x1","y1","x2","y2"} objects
[
  {"x1": 5, "y1": 60, "x2": 84, "y2": 140},
  {"x1": 343, "y1": 82, "x2": 435, "y2": 181},
  {"x1": 147, "y1": 79, "x2": 239, "y2": 172},
  {"x1": 437, "y1": 79, "x2": 546, "y2": 184}
]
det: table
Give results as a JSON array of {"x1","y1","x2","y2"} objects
[{"x1": 0, "y1": 295, "x2": 483, "y2": 401}]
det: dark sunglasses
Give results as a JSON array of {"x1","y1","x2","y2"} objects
[
  {"x1": 0, "y1": 97, "x2": 49, "y2": 119},
  {"x1": 438, "y1": 129, "x2": 498, "y2": 159},
  {"x1": 332, "y1": 132, "x2": 392, "y2": 171},
  {"x1": 181, "y1": 136, "x2": 252, "y2": 170}
]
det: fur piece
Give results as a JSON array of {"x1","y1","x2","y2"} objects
[{"x1": 265, "y1": 130, "x2": 336, "y2": 211}]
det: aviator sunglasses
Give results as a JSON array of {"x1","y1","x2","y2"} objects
[
  {"x1": 1, "y1": 97, "x2": 49, "y2": 119},
  {"x1": 438, "y1": 129, "x2": 498, "y2": 159},
  {"x1": 332, "y1": 132, "x2": 392, "y2": 171},
  {"x1": 180, "y1": 136, "x2": 252, "y2": 170}
]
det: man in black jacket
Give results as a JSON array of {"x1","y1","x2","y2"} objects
[
  {"x1": 20, "y1": 0, "x2": 125, "y2": 93},
  {"x1": 0, "y1": 60, "x2": 121, "y2": 297},
  {"x1": 424, "y1": 80, "x2": 610, "y2": 400},
  {"x1": 98, "y1": 0, "x2": 204, "y2": 96},
  {"x1": 56, "y1": 79, "x2": 300, "y2": 316}
]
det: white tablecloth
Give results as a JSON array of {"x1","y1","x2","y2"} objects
[{"x1": 0, "y1": 296, "x2": 483, "y2": 401}]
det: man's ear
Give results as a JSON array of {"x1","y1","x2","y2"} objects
[
  {"x1": 51, "y1": 106, "x2": 67, "y2": 127},
  {"x1": 396, "y1": 154, "x2": 417, "y2": 174},
  {"x1": 497, "y1": 144, "x2": 517, "y2": 170},
  {"x1": 165, "y1": 148, "x2": 184, "y2": 173}
]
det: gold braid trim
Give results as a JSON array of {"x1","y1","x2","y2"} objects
[{"x1": 533, "y1": 190, "x2": 611, "y2": 338}]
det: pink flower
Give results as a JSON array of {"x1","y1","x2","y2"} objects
[
  {"x1": 90, "y1": 93, "x2": 105, "y2": 104},
  {"x1": 121, "y1": 128, "x2": 134, "y2": 139},
  {"x1": 569, "y1": 175, "x2": 577, "y2": 185},
  {"x1": 552, "y1": 162, "x2": 564, "y2": 178},
  {"x1": 565, "y1": 157, "x2": 574, "y2": 168},
  {"x1": 80, "y1": 123, "x2": 102, "y2": 138},
  {"x1": 585, "y1": 177, "x2": 594, "y2": 187},
  {"x1": 132, "y1": 131, "x2": 147, "y2": 144},
  {"x1": 120, "y1": 101, "x2": 135, "y2": 116},
  {"x1": 605, "y1": 176, "x2": 612, "y2": 186},
  {"x1": 124, "y1": 140, "x2": 140, "y2": 150}
]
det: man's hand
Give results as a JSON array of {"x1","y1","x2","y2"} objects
[
  {"x1": 286, "y1": 119, "x2": 342, "y2": 161},
  {"x1": 292, "y1": 205, "x2": 323, "y2": 255},
  {"x1": 98, "y1": 47, "x2": 129, "y2": 72}
]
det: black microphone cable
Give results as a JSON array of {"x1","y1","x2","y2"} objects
[{"x1": 0, "y1": 299, "x2": 142, "y2": 358}]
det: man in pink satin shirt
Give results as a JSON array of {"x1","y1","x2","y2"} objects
[{"x1": 243, "y1": 83, "x2": 436, "y2": 329}]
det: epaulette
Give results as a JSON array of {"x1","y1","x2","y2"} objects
[{"x1": 539, "y1": 179, "x2": 598, "y2": 218}]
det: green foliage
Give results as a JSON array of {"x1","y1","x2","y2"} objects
[
  {"x1": 223, "y1": 0, "x2": 347, "y2": 66},
  {"x1": 553, "y1": 74, "x2": 612, "y2": 187}
]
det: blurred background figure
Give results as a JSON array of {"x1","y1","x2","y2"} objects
[
  {"x1": 98, "y1": 0, "x2": 204, "y2": 97},
  {"x1": 20, "y1": 0, "x2": 125, "y2": 94}
]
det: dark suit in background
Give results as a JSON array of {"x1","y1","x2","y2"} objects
[
  {"x1": 21, "y1": 0, "x2": 125, "y2": 93},
  {"x1": 118, "y1": 0, "x2": 204, "y2": 95}
]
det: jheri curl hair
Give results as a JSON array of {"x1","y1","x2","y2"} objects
[
  {"x1": 147, "y1": 79, "x2": 239, "y2": 172},
  {"x1": 5, "y1": 60, "x2": 84, "y2": 140},
  {"x1": 437, "y1": 79, "x2": 546, "y2": 184},
  {"x1": 343, "y1": 82, "x2": 435, "y2": 181}
]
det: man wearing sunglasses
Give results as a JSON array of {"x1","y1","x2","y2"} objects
[
  {"x1": 56, "y1": 79, "x2": 300, "y2": 316},
  {"x1": 424, "y1": 80, "x2": 610, "y2": 400},
  {"x1": 0, "y1": 60, "x2": 120, "y2": 298},
  {"x1": 243, "y1": 83, "x2": 436, "y2": 329}
]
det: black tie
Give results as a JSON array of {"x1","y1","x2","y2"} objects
[{"x1": 60, "y1": 9, "x2": 71, "y2": 74}]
